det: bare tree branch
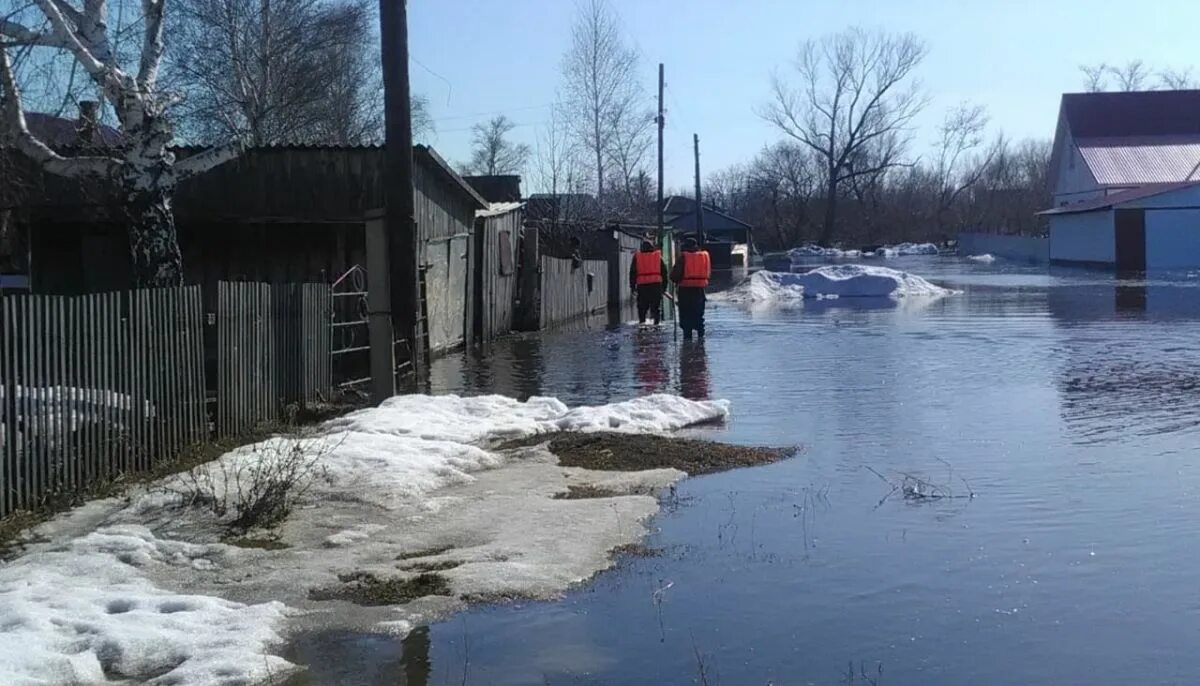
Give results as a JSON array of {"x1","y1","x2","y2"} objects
[{"x1": 175, "y1": 139, "x2": 243, "y2": 178}]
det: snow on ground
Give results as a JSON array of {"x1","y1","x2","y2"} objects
[
  {"x1": 1, "y1": 394, "x2": 728, "y2": 685},
  {"x1": 967, "y1": 253, "x2": 996, "y2": 263},
  {"x1": 715, "y1": 265, "x2": 954, "y2": 302},
  {"x1": 789, "y1": 245, "x2": 861, "y2": 260}
]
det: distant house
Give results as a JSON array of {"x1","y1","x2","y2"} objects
[
  {"x1": 1044, "y1": 90, "x2": 1200, "y2": 270},
  {"x1": 662, "y1": 195, "x2": 753, "y2": 269},
  {"x1": 463, "y1": 175, "x2": 522, "y2": 203}
]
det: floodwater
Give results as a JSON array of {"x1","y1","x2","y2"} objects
[{"x1": 292, "y1": 257, "x2": 1200, "y2": 685}]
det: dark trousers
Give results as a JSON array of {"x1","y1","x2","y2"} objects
[
  {"x1": 677, "y1": 287, "x2": 706, "y2": 337},
  {"x1": 636, "y1": 283, "x2": 663, "y2": 323}
]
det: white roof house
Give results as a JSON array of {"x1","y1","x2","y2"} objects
[{"x1": 1045, "y1": 91, "x2": 1200, "y2": 270}]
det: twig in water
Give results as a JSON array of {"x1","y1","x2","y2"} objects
[
  {"x1": 692, "y1": 635, "x2": 714, "y2": 686},
  {"x1": 652, "y1": 579, "x2": 674, "y2": 643}
]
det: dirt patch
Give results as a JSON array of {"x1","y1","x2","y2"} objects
[
  {"x1": 308, "y1": 571, "x2": 452, "y2": 606},
  {"x1": 396, "y1": 545, "x2": 454, "y2": 561},
  {"x1": 504, "y1": 432, "x2": 795, "y2": 476},
  {"x1": 400, "y1": 559, "x2": 462, "y2": 573},
  {"x1": 610, "y1": 542, "x2": 660, "y2": 558},
  {"x1": 554, "y1": 484, "x2": 623, "y2": 500},
  {"x1": 222, "y1": 533, "x2": 290, "y2": 551}
]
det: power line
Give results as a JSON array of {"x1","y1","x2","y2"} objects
[
  {"x1": 430, "y1": 103, "x2": 554, "y2": 124},
  {"x1": 410, "y1": 56, "x2": 453, "y2": 105}
]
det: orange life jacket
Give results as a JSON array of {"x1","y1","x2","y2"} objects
[
  {"x1": 635, "y1": 250, "x2": 663, "y2": 285},
  {"x1": 680, "y1": 250, "x2": 711, "y2": 288}
]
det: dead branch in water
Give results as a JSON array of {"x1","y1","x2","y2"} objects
[{"x1": 864, "y1": 462, "x2": 975, "y2": 508}]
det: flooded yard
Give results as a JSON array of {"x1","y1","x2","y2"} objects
[{"x1": 292, "y1": 257, "x2": 1200, "y2": 685}]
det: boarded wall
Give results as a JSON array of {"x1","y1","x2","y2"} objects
[
  {"x1": 539, "y1": 256, "x2": 608, "y2": 329},
  {"x1": 424, "y1": 236, "x2": 470, "y2": 353},
  {"x1": 475, "y1": 209, "x2": 522, "y2": 342}
]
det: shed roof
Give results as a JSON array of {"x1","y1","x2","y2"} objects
[
  {"x1": 1038, "y1": 182, "x2": 1200, "y2": 215},
  {"x1": 414, "y1": 145, "x2": 487, "y2": 209},
  {"x1": 1062, "y1": 90, "x2": 1200, "y2": 138},
  {"x1": 477, "y1": 201, "x2": 524, "y2": 218}
]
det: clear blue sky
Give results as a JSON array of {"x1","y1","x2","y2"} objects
[{"x1": 408, "y1": 0, "x2": 1197, "y2": 191}]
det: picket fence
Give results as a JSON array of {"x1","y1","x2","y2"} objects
[{"x1": 0, "y1": 282, "x2": 331, "y2": 518}]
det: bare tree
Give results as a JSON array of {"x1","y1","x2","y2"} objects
[
  {"x1": 1, "y1": 0, "x2": 242, "y2": 286},
  {"x1": 932, "y1": 103, "x2": 996, "y2": 230},
  {"x1": 463, "y1": 115, "x2": 530, "y2": 176},
  {"x1": 410, "y1": 93, "x2": 433, "y2": 144},
  {"x1": 1108, "y1": 59, "x2": 1149, "y2": 91},
  {"x1": 1158, "y1": 67, "x2": 1198, "y2": 90},
  {"x1": 762, "y1": 27, "x2": 928, "y2": 245},
  {"x1": 605, "y1": 94, "x2": 652, "y2": 206},
  {"x1": 559, "y1": 0, "x2": 641, "y2": 200},
  {"x1": 1080, "y1": 63, "x2": 1108, "y2": 92},
  {"x1": 167, "y1": 0, "x2": 381, "y2": 145}
]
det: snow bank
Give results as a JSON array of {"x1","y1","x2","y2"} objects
[
  {"x1": 967, "y1": 253, "x2": 996, "y2": 263},
  {"x1": 0, "y1": 526, "x2": 293, "y2": 685},
  {"x1": 793, "y1": 264, "x2": 951, "y2": 297},
  {"x1": 876, "y1": 242, "x2": 939, "y2": 257},
  {"x1": 715, "y1": 266, "x2": 953, "y2": 302},
  {"x1": 3, "y1": 393, "x2": 730, "y2": 683},
  {"x1": 789, "y1": 245, "x2": 861, "y2": 260}
]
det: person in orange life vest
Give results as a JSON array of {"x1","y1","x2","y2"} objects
[
  {"x1": 629, "y1": 238, "x2": 667, "y2": 324},
  {"x1": 669, "y1": 236, "x2": 711, "y2": 339}
]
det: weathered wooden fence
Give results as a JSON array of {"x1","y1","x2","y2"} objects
[
  {"x1": 0, "y1": 286, "x2": 207, "y2": 517},
  {"x1": 539, "y1": 256, "x2": 609, "y2": 328},
  {"x1": 215, "y1": 282, "x2": 332, "y2": 438},
  {"x1": 0, "y1": 281, "x2": 333, "y2": 518}
]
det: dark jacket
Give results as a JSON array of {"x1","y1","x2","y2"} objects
[{"x1": 629, "y1": 241, "x2": 668, "y2": 289}]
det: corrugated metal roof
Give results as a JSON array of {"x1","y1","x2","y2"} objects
[
  {"x1": 1077, "y1": 136, "x2": 1200, "y2": 185},
  {"x1": 1039, "y1": 181, "x2": 1200, "y2": 215},
  {"x1": 476, "y1": 201, "x2": 524, "y2": 217}
]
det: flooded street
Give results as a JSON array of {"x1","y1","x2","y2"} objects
[{"x1": 295, "y1": 257, "x2": 1200, "y2": 685}]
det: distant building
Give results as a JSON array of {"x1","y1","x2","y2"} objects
[
  {"x1": 1044, "y1": 90, "x2": 1200, "y2": 270},
  {"x1": 662, "y1": 195, "x2": 753, "y2": 269}
]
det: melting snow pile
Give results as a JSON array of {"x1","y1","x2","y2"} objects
[
  {"x1": 717, "y1": 265, "x2": 953, "y2": 302},
  {"x1": 875, "y1": 242, "x2": 939, "y2": 257},
  {"x1": 789, "y1": 244, "x2": 861, "y2": 260},
  {"x1": 0, "y1": 526, "x2": 292, "y2": 684},
  {"x1": 967, "y1": 253, "x2": 996, "y2": 263},
  {"x1": 0, "y1": 393, "x2": 729, "y2": 684},
  {"x1": 793, "y1": 264, "x2": 951, "y2": 298}
]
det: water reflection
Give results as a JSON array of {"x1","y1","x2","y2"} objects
[
  {"x1": 634, "y1": 329, "x2": 670, "y2": 394},
  {"x1": 678, "y1": 339, "x2": 710, "y2": 400}
]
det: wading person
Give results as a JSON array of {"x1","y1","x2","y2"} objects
[
  {"x1": 630, "y1": 237, "x2": 667, "y2": 325},
  {"x1": 670, "y1": 236, "x2": 711, "y2": 339}
]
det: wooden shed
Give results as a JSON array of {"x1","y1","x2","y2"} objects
[{"x1": 473, "y1": 202, "x2": 524, "y2": 343}]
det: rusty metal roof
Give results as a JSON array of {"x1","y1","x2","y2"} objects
[{"x1": 1077, "y1": 135, "x2": 1200, "y2": 185}]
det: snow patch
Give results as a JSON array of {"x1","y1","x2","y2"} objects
[
  {"x1": 716, "y1": 266, "x2": 954, "y2": 302},
  {"x1": 876, "y1": 242, "x2": 940, "y2": 257},
  {"x1": 967, "y1": 253, "x2": 996, "y2": 263},
  {"x1": 0, "y1": 525, "x2": 294, "y2": 685}
]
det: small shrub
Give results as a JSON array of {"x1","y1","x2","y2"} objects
[{"x1": 168, "y1": 431, "x2": 336, "y2": 534}]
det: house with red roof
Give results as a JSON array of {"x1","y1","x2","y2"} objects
[{"x1": 1044, "y1": 90, "x2": 1200, "y2": 270}]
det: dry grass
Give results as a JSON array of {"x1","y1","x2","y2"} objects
[
  {"x1": 308, "y1": 571, "x2": 452, "y2": 606},
  {"x1": 503, "y1": 432, "x2": 796, "y2": 475}
]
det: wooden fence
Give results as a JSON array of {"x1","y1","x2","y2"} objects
[
  {"x1": 539, "y1": 256, "x2": 609, "y2": 328},
  {"x1": 0, "y1": 281, "x2": 332, "y2": 518},
  {"x1": 215, "y1": 282, "x2": 332, "y2": 438},
  {"x1": 0, "y1": 286, "x2": 207, "y2": 517}
]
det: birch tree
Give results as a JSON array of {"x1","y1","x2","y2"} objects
[
  {"x1": 763, "y1": 27, "x2": 928, "y2": 245},
  {"x1": 931, "y1": 103, "x2": 998, "y2": 230},
  {"x1": 1, "y1": 0, "x2": 241, "y2": 286},
  {"x1": 559, "y1": 0, "x2": 641, "y2": 201},
  {"x1": 167, "y1": 0, "x2": 383, "y2": 145}
]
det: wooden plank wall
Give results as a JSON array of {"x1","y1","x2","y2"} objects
[
  {"x1": 538, "y1": 256, "x2": 609, "y2": 329},
  {"x1": 476, "y1": 210, "x2": 522, "y2": 342},
  {"x1": 0, "y1": 286, "x2": 206, "y2": 518}
]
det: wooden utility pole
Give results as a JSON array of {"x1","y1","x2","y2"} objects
[
  {"x1": 693, "y1": 133, "x2": 704, "y2": 245},
  {"x1": 656, "y1": 63, "x2": 664, "y2": 239},
  {"x1": 374, "y1": 0, "x2": 423, "y2": 403}
]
